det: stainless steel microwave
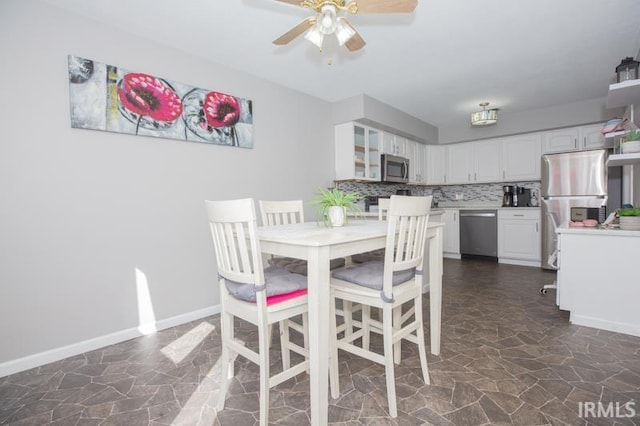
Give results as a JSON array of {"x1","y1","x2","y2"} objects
[{"x1": 381, "y1": 154, "x2": 409, "y2": 183}]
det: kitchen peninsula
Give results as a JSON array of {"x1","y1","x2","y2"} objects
[{"x1": 556, "y1": 226, "x2": 640, "y2": 337}]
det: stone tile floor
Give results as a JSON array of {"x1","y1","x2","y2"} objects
[{"x1": 1, "y1": 259, "x2": 639, "y2": 425}]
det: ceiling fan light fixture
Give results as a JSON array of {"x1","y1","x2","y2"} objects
[
  {"x1": 304, "y1": 25, "x2": 324, "y2": 49},
  {"x1": 318, "y1": 4, "x2": 338, "y2": 35},
  {"x1": 335, "y1": 17, "x2": 356, "y2": 46},
  {"x1": 470, "y1": 102, "x2": 498, "y2": 126}
]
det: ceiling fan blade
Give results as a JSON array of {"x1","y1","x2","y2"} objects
[
  {"x1": 342, "y1": 20, "x2": 366, "y2": 51},
  {"x1": 273, "y1": 18, "x2": 315, "y2": 45},
  {"x1": 349, "y1": 0, "x2": 417, "y2": 14},
  {"x1": 273, "y1": 0, "x2": 304, "y2": 6}
]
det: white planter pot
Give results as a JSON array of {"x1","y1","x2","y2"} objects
[
  {"x1": 328, "y1": 206, "x2": 346, "y2": 227},
  {"x1": 622, "y1": 140, "x2": 640, "y2": 153}
]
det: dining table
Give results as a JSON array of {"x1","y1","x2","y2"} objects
[{"x1": 257, "y1": 219, "x2": 444, "y2": 426}]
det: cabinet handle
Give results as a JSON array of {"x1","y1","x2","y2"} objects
[
  {"x1": 574, "y1": 138, "x2": 577, "y2": 149},
  {"x1": 514, "y1": 214, "x2": 525, "y2": 217},
  {"x1": 536, "y1": 223, "x2": 539, "y2": 232},
  {"x1": 474, "y1": 172, "x2": 477, "y2": 181},
  {"x1": 468, "y1": 173, "x2": 470, "y2": 182},
  {"x1": 503, "y1": 170, "x2": 505, "y2": 179}
]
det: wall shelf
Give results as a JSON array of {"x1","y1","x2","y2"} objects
[
  {"x1": 606, "y1": 79, "x2": 640, "y2": 108},
  {"x1": 608, "y1": 152, "x2": 640, "y2": 166}
]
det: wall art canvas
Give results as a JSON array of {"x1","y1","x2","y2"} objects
[{"x1": 67, "y1": 55, "x2": 253, "y2": 148}]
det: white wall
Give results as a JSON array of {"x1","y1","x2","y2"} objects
[
  {"x1": 332, "y1": 94, "x2": 439, "y2": 144},
  {"x1": 0, "y1": 0, "x2": 334, "y2": 374},
  {"x1": 439, "y1": 97, "x2": 624, "y2": 144}
]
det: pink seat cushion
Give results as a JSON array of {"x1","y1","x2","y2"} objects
[{"x1": 266, "y1": 289, "x2": 308, "y2": 306}]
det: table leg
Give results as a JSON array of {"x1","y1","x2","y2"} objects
[
  {"x1": 428, "y1": 227, "x2": 443, "y2": 356},
  {"x1": 306, "y1": 246, "x2": 330, "y2": 426}
]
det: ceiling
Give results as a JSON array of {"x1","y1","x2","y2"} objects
[{"x1": 42, "y1": 0, "x2": 640, "y2": 129}]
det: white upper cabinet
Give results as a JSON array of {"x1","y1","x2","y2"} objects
[
  {"x1": 580, "y1": 124, "x2": 609, "y2": 150},
  {"x1": 445, "y1": 139, "x2": 501, "y2": 184},
  {"x1": 542, "y1": 124, "x2": 609, "y2": 154},
  {"x1": 542, "y1": 128, "x2": 579, "y2": 153},
  {"x1": 473, "y1": 139, "x2": 502, "y2": 183},
  {"x1": 426, "y1": 145, "x2": 447, "y2": 185},
  {"x1": 502, "y1": 134, "x2": 542, "y2": 181},
  {"x1": 446, "y1": 142, "x2": 474, "y2": 184},
  {"x1": 406, "y1": 140, "x2": 426, "y2": 184},
  {"x1": 335, "y1": 122, "x2": 381, "y2": 181},
  {"x1": 382, "y1": 133, "x2": 406, "y2": 157}
]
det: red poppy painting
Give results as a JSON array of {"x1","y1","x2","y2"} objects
[{"x1": 68, "y1": 55, "x2": 253, "y2": 148}]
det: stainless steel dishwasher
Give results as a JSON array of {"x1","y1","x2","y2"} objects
[{"x1": 459, "y1": 209, "x2": 498, "y2": 258}]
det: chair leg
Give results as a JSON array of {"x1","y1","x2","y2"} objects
[
  {"x1": 280, "y1": 320, "x2": 290, "y2": 370},
  {"x1": 362, "y1": 305, "x2": 371, "y2": 350},
  {"x1": 414, "y1": 295, "x2": 430, "y2": 385},
  {"x1": 382, "y1": 305, "x2": 398, "y2": 418},
  {"x1": 393, "y1": 305, "x2": 402, "y2": 364},
  {"x1": 258, "y1": 322, "x2": 270, "y2": 426},
  {"x1": 329, "y1": 293, "x2": 340, "y2": 399},
  {"x1": 216, "y1": 310, "x2": 233, "y2": 411},
  {"x1": 343, "y1": 301, "x2": 353, "y2": 337}
]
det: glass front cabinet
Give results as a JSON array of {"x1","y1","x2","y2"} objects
[{"x1": 335, "y1": 122, "x2": 380, "y2": 181}]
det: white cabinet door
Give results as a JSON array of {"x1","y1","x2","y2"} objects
[
  {"x1": 498, "y1": 210, "x2": 541, "y2": 265},
  {"x1": 446, "y1": 143, "x2": 473, "y2": 184},
  {"x1": 334, "y1": 122, "x2": 381, "y2": 181},
  {"x1": 473, "y1": 139, "x2": 502, "y2": 183},
  {"x1": 542, "y1": 128, "x2": 579, "y2": 153},
  {"x1": 426, "y1": 145, "x2": 446, "y2": 185},
  {"x1": 406, "y1": 140, "x2": 426, "y2": 184},
  {"x1": 580, "y1": 123, "x2": 609, "y2": 150},
  {"x1": 415, "y1": 142, "x2": 426, "y2": 184},
  {"x1": 502, "y1": 134, "x2": 542, "y2": 181},
  {"x1": 382, "y1": 133, "x2": 406, "y2": 157},
  {"x1": 442, "y1": 209, "x2": 460, "y2": 257}
]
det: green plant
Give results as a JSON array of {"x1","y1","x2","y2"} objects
[
  {"x1": 313, "y1": 187, "x2": 360, "y2": 226},
  {"x1": 624, "y1": 129, "x2": 640, "y2": 141}
]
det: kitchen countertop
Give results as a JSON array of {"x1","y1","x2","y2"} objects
[
  {"x1": 557, "y1": 225, "x2": 640, "y2": 238},
  {"x1": 438, "y1": 202, "x2": 540, "y2": 210},
  {"x1": 352, "y1": 209, "x2": 444, "y2": 218}
]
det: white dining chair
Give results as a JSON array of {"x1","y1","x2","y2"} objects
[
  {"x1": 329, "y1": 195, "x2": 432, "y2": 418},
  {"x1": 259, "y1": 199, "x2": 346, "y2": 274},
  {"x1": 205, "y1": 198, "x2": 310, "y2": 426}
]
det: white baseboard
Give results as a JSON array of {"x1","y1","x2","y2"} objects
[
  {"x1": 570, "y1": 314, "x2": 640, "y2": 338},
  {"x1": 443, "y1": 253, "x2": 461, "y2": 260},
  {"x1": 498, "y1": 258, "x2": 541, "y2": 268},
  {"x1": 0, "y1": 305, "x2": 220, "y2": 378}
]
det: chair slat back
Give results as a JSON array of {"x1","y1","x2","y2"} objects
[
  {"x1": 383, "y1": 195, "x2": 432, "y2": 296},
  {"x1": 205, "y1": 198, "x2": 264, "y2": 285},
  {"x1": 259, "y1": 200, "x2": 305, "y2": 226}
]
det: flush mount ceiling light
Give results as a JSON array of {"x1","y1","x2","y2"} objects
[
  {"x1": 273, "y1": 0, "x2": 418, "y2": 52},
  {"x1": 470, "y1": 102, "x2": 499, "y2": 126}
]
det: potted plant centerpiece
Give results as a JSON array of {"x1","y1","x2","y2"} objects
[
  {"x1": 622, "y1": 129, "x2": 640, "y2": 153},
  {"x1": 313, "y1": 187, "x2": 360, "y2": 227}
]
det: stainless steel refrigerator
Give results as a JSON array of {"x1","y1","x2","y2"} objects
[{"x1": 540, "y1": 149, "x2": 608, "y2": 270}]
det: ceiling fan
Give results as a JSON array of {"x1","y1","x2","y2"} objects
[{"x1": 272, "y1": 0, "x2": 418, "y2": 52}]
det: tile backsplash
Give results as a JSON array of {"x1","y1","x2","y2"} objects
[{"x1": 335, "y1": 181, "x2": 541, "y2": 206}]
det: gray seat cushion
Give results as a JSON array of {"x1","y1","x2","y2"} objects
[
  {"x1": 268, "y1": 257, "x2": 346, "y2": 276},
  {"x1": 331, "y1": 261, "x2": 415, "y2": 291},
  {"x1": 225, "y1": 265, "x2": 307, "y2": 302},
  {"x1": 351, "y1": 249, "x2": 385, "y2": 264}
]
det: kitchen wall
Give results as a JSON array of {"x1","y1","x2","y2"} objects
[
  {"x1": 0, "y1": 1, "x2": 335, "y2": 375},
  {"x1": 439, "y1": 97, "x2": 623, "y2": 144},
  {"x1": 336, "y1": 181, "x2": 541, "y2": 206}
]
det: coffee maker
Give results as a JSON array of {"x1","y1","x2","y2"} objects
[
  {"x1": 516, "y1": 187, "x2": 531, "y2": 207},
  {"x1": 502, "y1": 185, "x2": 514, "y2": 207}
]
